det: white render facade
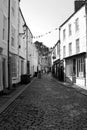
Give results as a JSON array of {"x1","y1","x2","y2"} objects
[
  {"x1": 0, "y1": 0, "x2": 39, "y2": 92},
  {"x1": 28, "y1": 38, "x2": 38, "y2": 76},
  {"x1": 0, "y1": 0, "x2": 8, "y2": 91},
  {"x1": 18, "y1": 8, "x2": 27, "y2": 82},
  {"x1": 60, "y1": 5, "x2": 87, "y2": 87},
  {"x1": 9, "y1": 0, "x2": 20, "y2": 85}
]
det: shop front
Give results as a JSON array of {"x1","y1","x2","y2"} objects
[
  {"x1": 65, "y1": 52, "x2": 85, "y2": 86},
  {"x1": 52, "y1": 59, "x2": 64, "y2": 81}
]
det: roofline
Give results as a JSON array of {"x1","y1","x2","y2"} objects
[
  {"x1": 60, "y1": 3, "x2": 85, "y2": 28},
  {"x1": 19, "y1": 8, "x2": 33, "y2": 37},
  {"x1": 19, "y1": 7, "x2": 26, "y2": 24}
]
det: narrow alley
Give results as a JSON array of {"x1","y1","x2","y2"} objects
[{"x1": 0, "y1": 74, "x2": 87, "y2": 130}]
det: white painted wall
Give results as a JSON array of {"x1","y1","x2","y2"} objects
[
  {"x1": 60, "y1": 6, "x2": 86, "y2": 60},
  {"x1": 9, "y1": 0, "x2": 20, "y2": 84},
  {"x1": 0, "y1": 0, "x2": 8, "y2": 91}
]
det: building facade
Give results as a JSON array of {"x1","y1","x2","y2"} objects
[
  {"x1": 60, "y1": 3, "x2": 87, "y2": 87},
  {"x1": 0, "y1": 0, "x2": 39, "y2": 92},
  {"x1": 18, "y1": 8, "x2": 27, "y2": 82},
  {"x1": 8, "y1": 0, "x2": 20, "y2": 86},
  {"x1": 19, "y1": 8, "x2": 39, "y2": 79},
  {"x1": 0, "y1": 0, "x2": 8, "y2": 91},
  {"x1": 51, "y1": 40, "x2": 64, "y2": 81}
]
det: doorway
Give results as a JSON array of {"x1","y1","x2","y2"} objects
[{"x1": 2, "y1": 58, "x2": 6, "y2": 89}]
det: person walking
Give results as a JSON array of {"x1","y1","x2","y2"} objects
[{"x1": 38, "y1": 64, "x2": 41, "y2": 79}]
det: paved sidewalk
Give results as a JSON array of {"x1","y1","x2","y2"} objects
[
  {"x1": 0, "y1": 79, "x2": 35, "y2": 114},
  {"x1": 55, "y1": 78, "x2": 87, "y2": 96},
  {"x1": 43, "y1": 73, "x2": 87, "y2": 96}
]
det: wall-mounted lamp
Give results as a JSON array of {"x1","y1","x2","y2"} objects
[
  {"x1": 23, "y1": 23, "x2": 27, "y2": 32},
  {"x1": 19, "y1": 23, "x2": 27, "y2": 36}
]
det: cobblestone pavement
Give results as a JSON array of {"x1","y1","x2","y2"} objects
[{"x1": 0, "y1": 74, "x2": 87, "y2": 130}]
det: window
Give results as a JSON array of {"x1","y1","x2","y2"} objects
[
  {"x1": 11, "y1": 0, "x2": 16, "y2": 17},
  {"x1": 3, "y1": 15, "x2": 7, "y2": 41},
  {"x1": 69, "y1": 43, "x2": 72, "y2": 56},
  {"x1": 11, "y1": 55, "x2": 17, "y2": 77},
  {"x1": 76, "y1": 58, "x2": 85, "y2": 77},
  {"x1": 66, "y1": 60, "x2": 73, "y2": 76},
  {"x1": 75, "y1": 18, "x2": 79, "y2": 32},
  {"x1": 63, "y1": 46, "x2": 66, "y2": 58},
  {"x1": 73, "y1": 59, "x2": 76, "y2": 75},
  {"x1": 11, "y1": 26, "x2": 15, "y2": 46},
  {"x1": 76, "y1": 39, "x2": 80, "y2": 53},
  {"x1": 69, "y1": 24, "x2": 72, "y2": 36},
  {"x1": 63, "y1": 29, "x2": 66, "y2": 40},
  {"x1": 57, "y1": 43, "x2": 60, "y2": 55},
  {"x1": 53, "y1": 49, "x2": 56, "y2": 59}
]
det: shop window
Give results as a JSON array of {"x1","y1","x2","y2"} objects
[
  {"x1": 66, "y1": 60, "x2": 73, "y2": 76},
  {"x1": 76, "y1": 57, "x2": 85, "y2": 78}
]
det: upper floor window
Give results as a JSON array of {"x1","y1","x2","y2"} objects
[
  {"x1": 3, "y1": 15, "x2": 7, "y2": 41},
  {"x1": 75, "y1": 18, "x2": 79, "y2": 32},
  {"x1": 53, "y1": 49, "x2": 56, "y2": 59},
  {"x1": 11, "y1": 0, "x2": 16, "y2": 17},
  {"x1": 69, "y1": 24, "x2": 72, "y2": 36},
  {"x1": 69, "y1": 42, "x2": 72, "y2": 56},
  {"x1": 76, "y1": 38, "x2": 80, "y2": 53},
  {"x1": 63, "y1": 29, "x2": 66, "y2": 40},
  {"x1": 11, "y1": 25, "x2": 15, "y2": 47},
  {"x1": 63, "y1": 46, "x2": 66, "y2": 58},
  {"x1": 57, "y1": 43, "x2": 60, "y2": 55}
]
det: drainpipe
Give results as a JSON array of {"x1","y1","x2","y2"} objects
[
  {"x1": 26, "y1": 26, "x2": 28, "y2": 74},
  {"x1": 85, "y1": 0, "x2": 87, "y2": 86},
  {"x1": 58, "y1": 27, "x2": 60, "y2": 80},
  {"x1": 8, "y1": 0, "x2": 11, "y2": 89}
]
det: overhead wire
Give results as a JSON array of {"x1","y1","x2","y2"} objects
[{"x1": 33, "y1": 27, "x2": 59, "y2": 39}]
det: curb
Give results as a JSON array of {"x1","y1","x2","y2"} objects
[
  {"x1": 53, "y1": 77, "x2": 87, "y2": 96},
  {"x1": 0, "y1": 78, "x2": 36, "y2": 114}
]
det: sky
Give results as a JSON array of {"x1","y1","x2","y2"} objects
[{"x1": 20, "y1": 0, "x2": 75, "y2": 48}]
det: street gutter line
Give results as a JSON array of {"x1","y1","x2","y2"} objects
[{"x1": 0, "y1": 78, "x2": 36, "y2": 114}]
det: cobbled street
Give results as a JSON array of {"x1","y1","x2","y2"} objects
[{"x1": 0, "y1": 74, "x2": 87, "y2": 130}]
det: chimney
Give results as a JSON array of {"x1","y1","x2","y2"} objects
[{"x1": 74, "y1": 0, "x2": 85, "y2": 12}]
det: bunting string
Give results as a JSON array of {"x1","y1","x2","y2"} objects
[{"x1": 33, "y1": 27, "x2": 59, "y2": 39}]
